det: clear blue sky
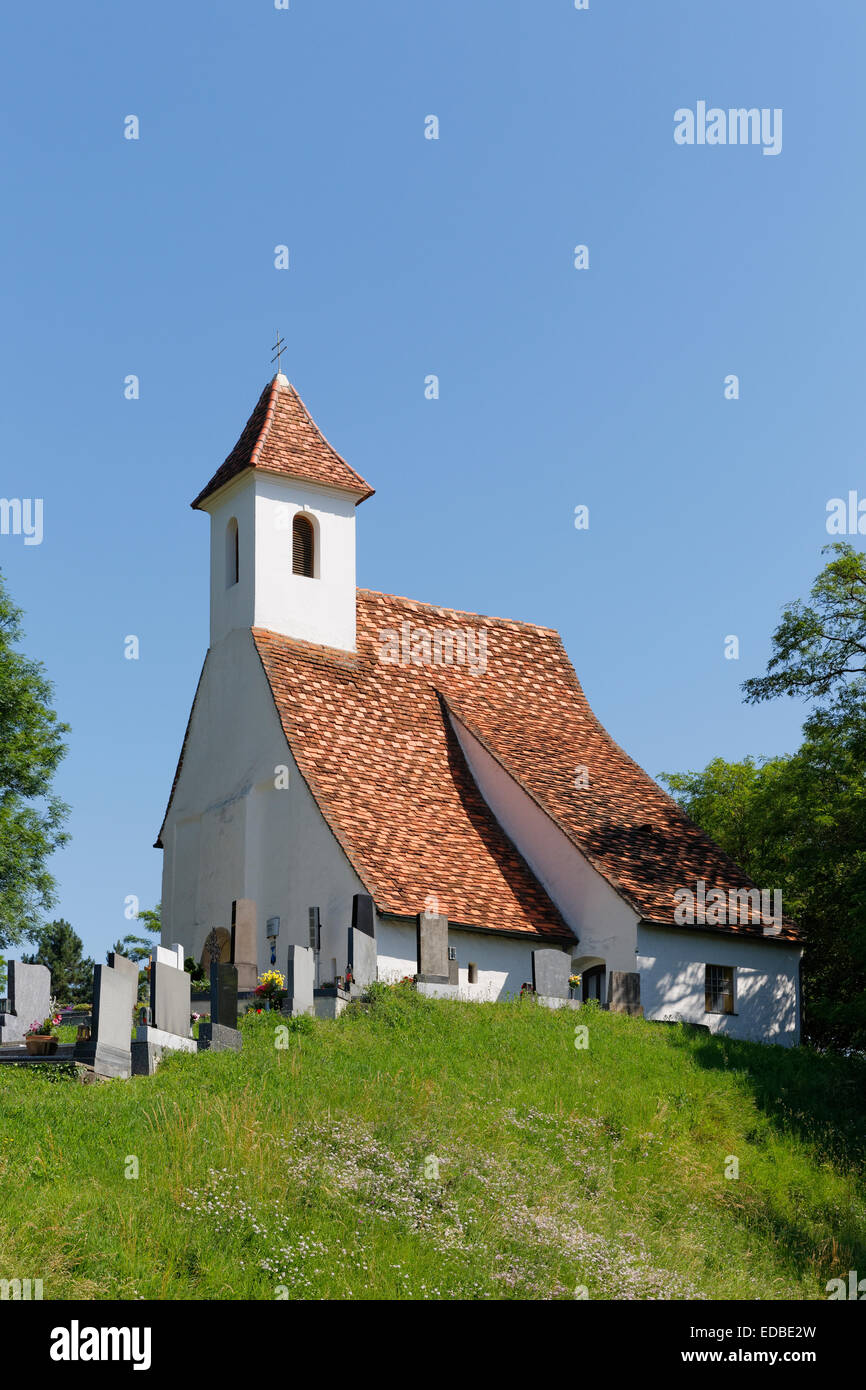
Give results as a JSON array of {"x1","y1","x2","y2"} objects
[{"x1": 1, "y1": 0, "x2": 862, "y2": 965}]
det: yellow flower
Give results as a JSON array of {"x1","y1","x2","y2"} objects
[{"x1": 258, "y1": 970, "x2": 285, "y2": 990}]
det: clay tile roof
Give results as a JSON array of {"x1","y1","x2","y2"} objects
[
  {"x1": 191, "y1": 376, "x2": 374, "y2": 510},
  {"x1": 251, "y1": 591, "x2": 799, "y2": 943}
]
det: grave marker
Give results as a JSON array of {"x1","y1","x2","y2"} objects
[
  {"x1": 74, "y1": 959, "x2": 135, "y2": 1078},
  {"x1": 283, "y1": 944, "x2": 315, "y2": 1016},
  {"x1": 0, "y1": 963, "x2": 51, "y2": 1045},
  {"x1": 531, "y1": 948, "x2": 572, "y2": 1001},
  {"x1": 416, "y1": 912, "x2": 449, "y2": 982},
  {"x1": 607, "y1": 971, "x2": 643, "y2": 1017},
  {"x1": 231, "y1": 899, "x2": 258, "y2": 991},
  {"x1": 150, "y1": 959, "x2": 192, "y2": 1037}
]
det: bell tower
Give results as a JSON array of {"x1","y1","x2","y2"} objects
[{"x1": 191, "y1": 374, "x2": 374, "y2": 652}]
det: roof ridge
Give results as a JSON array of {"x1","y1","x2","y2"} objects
[{"x1": 248, "y1": 375, "x2": 281, "y2": 469}]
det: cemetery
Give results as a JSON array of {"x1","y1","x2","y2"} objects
[{"x1": 0, "y1": 892, "x2": 610, "y2": 1083}]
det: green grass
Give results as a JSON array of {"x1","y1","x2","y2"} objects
[{"x1": 1, "y1": 985, "x2": 863, "y2": 1300}]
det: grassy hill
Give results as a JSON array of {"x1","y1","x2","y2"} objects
[{"x1": 1, "y1": 984, "x2": 864, "y2": 1301}]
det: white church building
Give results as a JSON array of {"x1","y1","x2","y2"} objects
[{"x1": 157, "y1": 373, "x2": 803, "y2": 1045}]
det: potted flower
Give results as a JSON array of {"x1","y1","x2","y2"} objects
[
  {"x1": 569, "y1": 973, "x2": 582, "y2": 1001},
  {"x1": 25, "y1": 1009, "x2": 63, "y2": 1055},
  {"x1": 254, "y1": 969, "x2": 287, "y2": 1012}
]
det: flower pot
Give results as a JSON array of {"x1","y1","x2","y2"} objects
[{"x1": 25, "y1": 1036, "x2": 58, "y2": 1056}]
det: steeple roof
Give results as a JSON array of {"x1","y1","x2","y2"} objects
[{"x1": 191, "y1": 374, "x2": 375, "y2": 509}]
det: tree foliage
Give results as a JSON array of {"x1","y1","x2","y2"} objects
[
  {"x1": 663, "y1": 544, "x2": 866, "y2": 1051},
  {"x1": 136, "y1": 903, "x2": 161, "y2": 936},
  {"x1": 0, "y1": 572, "x2": 69, "y2": 948},
  {"x1": 742, "y1": 542, "x2": 866, "y2": 705}
]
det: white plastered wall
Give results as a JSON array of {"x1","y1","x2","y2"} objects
[
  {"x1": 254, "y1": 474, "x2": 357, "y2": 651},
  {"x1": 204, "y1": 472, "x2": 359, "y2": 652},
  {"x1": 160, "y1": 628, "x2": 367, "y2": 973},
  {"x1": 376, "y1": 917, "x2": 542, "y2": 1000},
  {"x1": 637, "y1": 923, "x2": 802, "y2": 1046}
]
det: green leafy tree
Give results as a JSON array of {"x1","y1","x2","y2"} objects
[
  {"x1": 136, "y1": 903, "x2": 161, "y2": 936},
  {"x1": 108, "y1": 934, "x2": 153, "y2": 963},
  {"x1": 22, "y1": 919, "x2": 94, "y2": 1005},
  {"x1": 662, "y1": 563, "x2": 866, "y2": 1052},
  {"x1": 742, "y1": 542, "x2": 866, "y2": 705},
  {"x1": 0, "y1": 572, "x2": 69, "y2": 948}
]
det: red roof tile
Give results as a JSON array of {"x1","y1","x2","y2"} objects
[
  {"x1": 250, "y1": 591, "x2": 799, "y2": 943},
  {"x1": 191, "y1": 376, "x2": 374, "y2": 510}
]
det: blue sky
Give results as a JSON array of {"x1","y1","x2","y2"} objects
[{"x1": 1, "y1": 0, "x2": 862, "y2": 964}]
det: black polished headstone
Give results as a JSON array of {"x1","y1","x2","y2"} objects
[
  {"x1": 210, "y1": 963, "x2": 238, "y2": 1029},
  {"x1": 351, "y1": 894, "x2": 375, "y2": 938}
]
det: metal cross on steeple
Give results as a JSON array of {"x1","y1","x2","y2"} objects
[{"x1": 271, "y1": 331, "x2": 287, "y2": 375}]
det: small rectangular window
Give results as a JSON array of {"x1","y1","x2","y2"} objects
[{"x1": 705, "y1": 964, "x2": 734, "y2": 1015}]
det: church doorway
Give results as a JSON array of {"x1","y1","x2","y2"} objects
[{"x1": 582, "y1": 964, "x2": 605, "y2": 1002}]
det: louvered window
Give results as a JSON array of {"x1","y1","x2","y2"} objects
[{"x1": 292, "y1": 514, "x2": 315, "y2": 577}]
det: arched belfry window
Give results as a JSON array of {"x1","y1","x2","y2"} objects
[
  {"x1": 292, "y1": 513, "x2": 315, "y2": 578},
  {"x1": 226, "y1": 517, "x2": 239, "y2": 588}
]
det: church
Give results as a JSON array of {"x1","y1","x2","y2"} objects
[{"x1": 156, "y1": 372, "x2": 803, "y2": 1045}]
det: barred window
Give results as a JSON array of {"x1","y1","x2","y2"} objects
[{"x1": 705, "y1": 964, "x2": 734, "y2": 1015}]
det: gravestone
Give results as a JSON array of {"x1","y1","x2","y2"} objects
[
  {"x1": 448, "y1": 956, "x2": 459, "y2": 987},
  {"x1": 308, "y1": 907, "x2": 321, "y2": 988},
  {"x1": 198, "y1": 965, "x2": 242, "y2": 1052},
  {"x1": 74, "y1": 960, "x2": 134, "y2": 1078},
  {"x1": 0, "y1": 962, "x2": 52, "y2": 1044},
  {"x1": 201, "y1": 927, "x2": 231, "y2": 970},
  {"x1": 133, "y1": 948, "x2": 195, "y2": 1074},
  {"x1": 154, "y1": 943, "x2": 184, "y2": 970},
  {"x1": 151, "y1": 959, "x2": 192, "y2": 1037},
  {"x1": 197, "y1": 1022, "x2": 242, "y2": 1052},
  {"x1": 107, "y1": 950, "x2": 141, "y2": 1015},
  {"x1": 211, "y1": 963, "x2": 238, "y2": 1029},
  {"x1": 351, "y1": 893, "x2": 375, "y2": 937},
  {"x1": 416, "y1": 912, "x2": 449, "y2": 983},
  {"x1": 231, "y1": 899, "x2": 258, "y2": 991},
  {"x1": 531, "y1": 948, "x2": 571, "y2": 1001},
  {"x1": 283, "y1": 944, "x2": 315, "y2": 1017},
  {"x1": 348, "y1": 926, "x2": 377, "y2": 991},
  {"x1": 607, "y1": 971, "x2": 643, "y2": 1017}
]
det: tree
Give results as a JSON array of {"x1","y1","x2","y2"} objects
[
  {"x1": 22, "y1": 919, "x2": 94, "y2": 1005},
  {"x1": 0, "y1": 572, "x2": 70, "y2": 948},
  {"x1": 136, "y1": 903, "x2": 161, "y2": 936},
  {"x1": 661, "y1": 684, "x2": 866, "y2": 1052},
  {"x1": 662, "y1": 546, "x2": 866, "y2": 1050},
  {"x1": 742, "y1": 542, "x2": 866, "y2": 705},
  {"x1": 108, "y1": 934, "x2": 153, "y2": 963}
]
